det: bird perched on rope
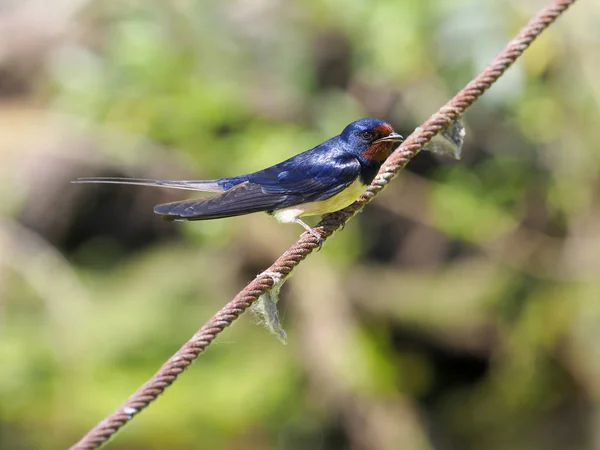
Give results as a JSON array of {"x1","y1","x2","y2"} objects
[{"x1": 73, "y1": 118, "x2": 403, "y2": 239}]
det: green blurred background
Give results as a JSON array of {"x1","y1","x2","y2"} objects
[{"x1": 1, "y1": 0, "x2": 599, "y2": 449}]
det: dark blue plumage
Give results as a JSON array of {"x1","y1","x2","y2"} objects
[{"x1": 73, "y1": 118, "x2": 403, "y2": 236}]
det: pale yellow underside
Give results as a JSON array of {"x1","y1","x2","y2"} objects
[{"x1": 272, "y1": 178, "x2": 365, "y2": 223}]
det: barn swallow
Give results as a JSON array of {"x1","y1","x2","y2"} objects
[{"x1": 73, "y1": 118, "x2": 403, "y2": 238}]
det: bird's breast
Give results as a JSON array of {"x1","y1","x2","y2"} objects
[{"x1": 272, "y1": 179, "x2": 366, "y2": 223}]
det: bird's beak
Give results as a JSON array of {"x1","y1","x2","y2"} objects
[{"x1": 375, "y1": 132, "x2": 404, "y2": 143}]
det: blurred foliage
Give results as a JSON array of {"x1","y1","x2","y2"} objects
[{"x1": 1, "y1": 0, "x2": 599, "y2": 449}]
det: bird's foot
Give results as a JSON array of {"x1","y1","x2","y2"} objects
[
  {"x1": 294, "y1": 218, "x2": 324, "y2": 250},
  {"x1": 305, "y1": 229, "x2": 324, "y2": 251}
]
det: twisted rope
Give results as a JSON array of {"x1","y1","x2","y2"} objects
[{"x1": 70, "y1": 0, "x2": 577, "y2": 447}]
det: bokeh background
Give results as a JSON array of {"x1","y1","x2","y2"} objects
[{"x1": 1, "y1": 0, "x2": 599, "y2": 449}]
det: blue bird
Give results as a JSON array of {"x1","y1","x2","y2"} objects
[{"x1": 73, "y1": 118, "x2": 403, "y2": 238}]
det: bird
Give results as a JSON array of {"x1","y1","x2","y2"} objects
[{"x1": 73, "y1": 118, "x2": 403, "y2": 239}]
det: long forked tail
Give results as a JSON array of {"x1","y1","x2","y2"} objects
[{"x1": 72, "y1": 177, "x2": 225, "y2": 192}]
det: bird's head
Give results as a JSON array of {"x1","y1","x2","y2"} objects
[{"x1": 340, "y1": 118, "x2": 404, "y2": 164}]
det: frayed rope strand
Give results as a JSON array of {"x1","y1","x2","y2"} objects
[{"x1": 69, "y1": 0, "x2": 578, "y2": 448}]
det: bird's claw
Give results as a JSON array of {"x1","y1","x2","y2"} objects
[
  {"x1": 303, "y1": 228, "x2": 324, "y2": 251},
  {"x1": 294, "y1": 218, "x2": 324, "y2": 250}
]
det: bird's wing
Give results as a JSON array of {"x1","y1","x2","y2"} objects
[
  {"x1": 155, "y1": 154, "x2": 362, "y2": 221},
  {"x1": 72, "y1": 177, "x2": 224, "y2": 192},
  {"x1": 154, "y1": 182, "x2": 289, "y2": 220},
  {"x1": 247, "y1": 148, "x2": 361, "y2": 200}
]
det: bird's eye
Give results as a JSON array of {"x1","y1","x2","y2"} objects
[{"x1": 359, "y1": 130, "x2": 374, "y2": 141}]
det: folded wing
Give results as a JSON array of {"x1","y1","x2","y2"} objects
[{"x1": 154, "y1": 182, "x2": 290, "y2": 220}]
